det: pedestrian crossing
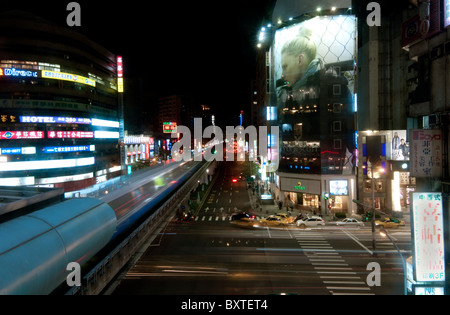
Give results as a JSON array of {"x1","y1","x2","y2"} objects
[
  {"x1": 294, "y1": 230, "x2": 375, "y2": 295},
  {"x1": 195, "y1": 214, "x2": 264, "y2": 222},
  {"x1": 193, "y1": 206, "x2": 263, "y2": 222}
]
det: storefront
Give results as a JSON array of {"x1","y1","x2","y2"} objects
[{"x1": 277, "y1": 173, "x2": 357, "y2": 215}]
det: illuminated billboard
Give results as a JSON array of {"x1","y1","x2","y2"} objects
[
  {"x1": 117, "y1": 56, "x2": 124, "y2": 93},
  {"x1": 410, "y1": 129, "x2": 442, "y2": 177},
  {"x1": 163, "y1": 122, "x2": 177, "y2": 133},
  {"x1": 389, "y1": 130, "x2": 409, "y2": 161},
  {"x1": 20, "y1": 116, "x2": 91, "y2": 124},
  {"x1": 0, "y1": 131, "x2": 44, "y2": 140},
  {"x1": 42, "y1": 145, "x2": 95, "y2": 153},
  {"x1": 47, "y1": 131, "x2": 94, "y2": 139},
  {"x1": 274, "y1": 15, "x2": 356, "y2": 173},
  {"x1": 329, "y1": 180, "x2": 348, "y2": 196},
  {"x1": 412, "y1": 192, "x2": 445, "y2": 283},
  {"x1": 42, "y1": 70, "x2": 96, "y2": 87},
  {"x1": 0, "y1": 68, "x2": 38, "y2": 78},
  {"x1": 274, "y1": 15, "x2": 356, "y2": 94}
]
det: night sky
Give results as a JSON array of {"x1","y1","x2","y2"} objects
[{"x1": 1, "y1": 0, "x2": 277, "y2": 131}]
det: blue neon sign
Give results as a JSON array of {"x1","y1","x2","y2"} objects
[{"x1": 42, "y1": 145, "x2": 95, "y2": 153}]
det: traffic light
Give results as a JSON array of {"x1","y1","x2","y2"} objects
[{"x1": 323, "y1": 192, "x2": 329, "y2": 200}]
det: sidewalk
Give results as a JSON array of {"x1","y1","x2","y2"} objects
[
  {"x1": 247, "y1": 188, "x2": 318, "y2": 219},
  {"x1": 247, "y1": 188, "x2": 411, "y2": 224}
]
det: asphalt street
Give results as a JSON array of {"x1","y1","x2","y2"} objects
[{"x1": 111, "y1": 161, "x2": 411, "y2": 296}]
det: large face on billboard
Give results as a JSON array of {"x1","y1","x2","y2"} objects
[
  {"x1": 274, "y1": 15, "x2": 356, "y2": 94},
  {"x1": 274, "y1": 15, "x2": 356, "y2": 173}
]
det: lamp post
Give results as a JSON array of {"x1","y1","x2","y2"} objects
[
  {"x1": 379, "y1": 227, "x2": 407, "y2": 295},
  {"x1": 368, "y1": 161, "x2": 385, "y2": 255}
]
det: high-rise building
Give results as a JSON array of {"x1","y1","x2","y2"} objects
[
  {"x1": 0, "y1": 11, "x2": 124, "y2": 191},
  {"x1": 258, "y1": 0, "x2": 358, "y2": 215}
]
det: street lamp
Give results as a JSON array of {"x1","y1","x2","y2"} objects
[
  {"x1": 368, "y1": 161, "x2": 385, "y2": 254},
  {"x1": 379, "y1": 227, "x2": 407, "y2": 295}
]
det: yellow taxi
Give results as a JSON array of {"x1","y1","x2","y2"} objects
[
  {"x1": 273, "y1": 213, "x2": 295, "y2": 224},
  {"x1": 375, "y1": 217, "x2": 405, "y2": 228},
  {"x1": 256, "y1": 215, "x2": 290, "y2": 227}
]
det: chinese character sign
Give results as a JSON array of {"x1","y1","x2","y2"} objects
[
  {"x1": 412, "y1": 193, "x2": 445, "y2": 282},
  {"x1": 410, "y1": 129, "x2": 442, "y2": 177}
]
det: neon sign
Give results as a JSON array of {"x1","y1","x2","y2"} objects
[
  {"x1": 412, "y1": 192, "x2": 446, "y2": 282},
  {"x1": 20, "y1": 116, "x2": 91, "y2": 124},
  {"x1": 0, "y1": 131, "x2": 45, "y2": 140},
  {"x1": 42, "y1": 70, "x2": 96, "y2": 87},
  {"x1": 47, "y1": 131, "x2": 94, "y2": 139},
  {"x1": 163, "y1": 122, "x2": 177, "y2": 133},
  {"x1": 0, "y1": 68, "x2": 38, "y2": 78},
  {"x1": 0, "y1": 147, "x2": 36, "y2": 155},
  {"x1": 117, "y1": 56, "x2": 124, "y2": 93},
  {"x1": 42, "y1": 145, "x2": 95, "y2": 153}
]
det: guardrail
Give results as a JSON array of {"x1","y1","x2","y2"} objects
[{"x1": 66, "y1": 161, "x2": 212, "y2": 295}]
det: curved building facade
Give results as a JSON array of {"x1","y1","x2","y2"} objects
[{"x1": 0, "y1": 11, "x2": 124, "y2": 191}]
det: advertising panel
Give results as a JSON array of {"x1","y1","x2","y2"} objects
[
  {"x1": 117, "y1": 56, "x2": 124, "y2": 93},
  {"x1": 274, "y1": 15, "x2": 356, "y2": 172},
  {"x1": 410, "y1": 129, "x2": 442, "y2": 177},
  {"x1": 163, "y1": 122, "x2": 177, "y2": 134},
  {"x1": 0, "y1": 68, "x2": 38, "y2": 78},
  {"x1": 412, "y1": 192, "x2": 445, "y2": 283},
  {"x1": 389, "y1": 130, "x2": 409, "y2": 161},
  {"x1": 280, "y1": 177, "x2": 321, "y2": 195},
  {"x1": 42, "y1": 70, "x2": 96, "y2": 87},
  {"x1": 0, "y1": 131, "x2": 44, "y2": 140},
  {"x1": 47, "y1": 131, "x2": 94, "y2": 139},
  {"x1": 20, "y1": 116, "x2": 91, "y2": 124},
  {"x1": 329, "y1": 180, "x2": 348, "y2": 195}
]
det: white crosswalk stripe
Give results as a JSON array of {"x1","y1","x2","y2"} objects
[{"x1": 294, "y1": 231, "x2": 374, "y2": 295}]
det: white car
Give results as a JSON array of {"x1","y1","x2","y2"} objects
[
  {"x1": 336, "y1": 218, "x2": 365, "y2": 227},
  {"x1": 296, "y1": 216, "x2": 325, "y2": 228}
]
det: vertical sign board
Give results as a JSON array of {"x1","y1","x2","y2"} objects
[
  {"x1": 412, "y1": 193, "x2": 445, "y2": 283},
  {"x1": 410, "y1": 129, "x2": 442, "y2": 177},
  {"x1": 117, "y1": 56, "x2": 124, "y2": 93}
]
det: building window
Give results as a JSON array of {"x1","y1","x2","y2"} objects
[
  {"x1": 333, "y1": 103, "x2": 342, "y2": 113},
  {"x1": 334, "y1": 139, "x2": 342, "y2": 150},
  {"x1": 333, "y1": 84, "x2": 341, "y2": 95},
  {"x1": 333, "y1": 121, "x2": 341, "y2": 132}
]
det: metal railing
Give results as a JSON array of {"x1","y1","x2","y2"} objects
[{"x1": 66, "y1": 161, "x2": 212, "y2": 295}]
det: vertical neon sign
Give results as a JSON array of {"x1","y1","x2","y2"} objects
[{"x1": 117, "y1": 56, "x2": 124, "y2": 93}]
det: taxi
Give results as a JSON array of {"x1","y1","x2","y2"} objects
[
  {"x1": 256, "y1": 215, "x2": 290, "y2": 227},
  {"x1": 273, "y1": 213, "x2": 295, "y2": 224},
  {"x1": 375, "y1": 217, "x2": 405, "y2": 228}
]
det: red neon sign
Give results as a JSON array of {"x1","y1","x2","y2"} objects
[
  {"x1": 117, "y1": 56, "x2": 123, "y2": 78},
  {"x1": 47, "y1": 131, "x2": 94, "y2": 139}
]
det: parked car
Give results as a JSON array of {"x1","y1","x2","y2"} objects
[{"x1": 296, "y1": 216, "x2": 325, "y2": 228}]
